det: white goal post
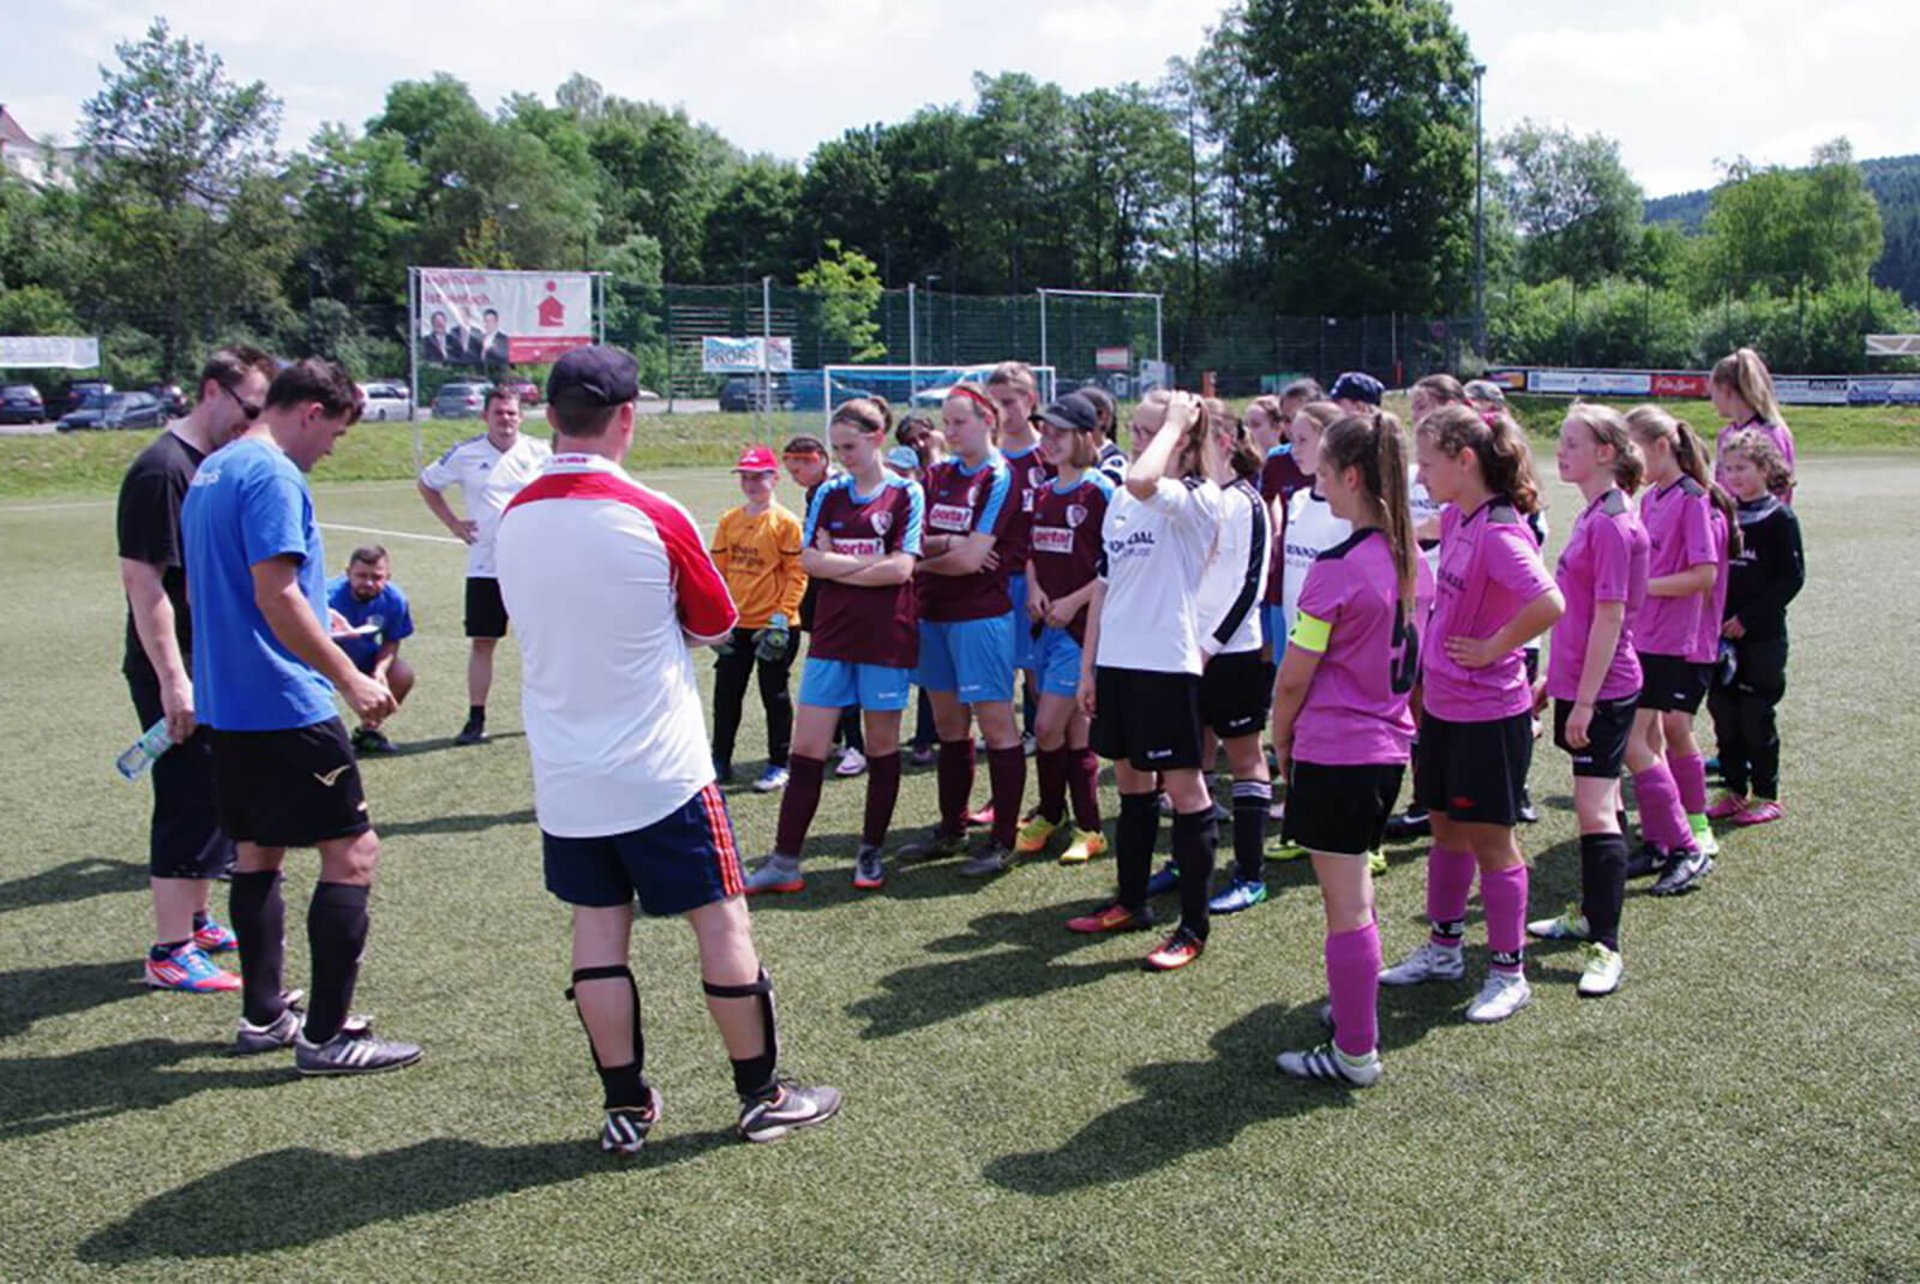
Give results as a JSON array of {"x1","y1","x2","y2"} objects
[{"x1": 818, "y1": 365, "x2": 1058, "y2": 430}]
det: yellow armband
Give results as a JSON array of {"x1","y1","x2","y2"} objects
[{"x1": 1290, "y1": 611, "x2": 1332, "y2": 654}]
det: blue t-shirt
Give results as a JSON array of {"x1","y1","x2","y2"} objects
[
  {"x1": 181, "y1": 437, "x2": 336, "y2": 731},
  {"x1": 326, "y1": 575, "x2": 416, "y2": 673}
]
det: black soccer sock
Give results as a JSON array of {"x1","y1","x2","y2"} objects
[
  {"x1": 1115, "y1": 792, "x2": 1160, "y2": 914},
  {"x1": 706, "y1": 970, "x2": 780, "y2": 1099},
  {"x1": 468, "y1": 704, "x2": 486, "y2": 726},
  {"x1": 304, "y1": 881, "x2": 371, "y2": 1044},
  {"x1": 1579, "y1": 832, "x2": 1628, "y2": 952},
  {"x1": 1231, "y1": 780, "x2": 1270, "y2": 883},
  {"x1": 1172, "y1": 809, "x2": 1218, "y2": 940},
  {"x1": 191, "y1": 910, "x2": 209, "y2": 931},
  {"x1": 567, "y1": 965, "x2": 649, "y2": 1110},
  {"x1": 228, "y1": 870, "x2": 287, "y2": 1027},
  {"x1": 151, "y1": 941, "x2": 187, "y2": 960}
]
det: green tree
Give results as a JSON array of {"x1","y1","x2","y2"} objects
[
  {"x1": 703, "y1": 158, "x2": 801, "y2": 283},
  {"x1": 291, "y1": 124, "x2": 421, "y2": 305},
  {"x1": 0, "y1": 284, "x2": 81, "y2": 335},
  {"x1": 1694, "y1": 141, "x2": 1883, "y2": 304},
  {"x1": 1494, "y1": 120, "x2": 1644, "y2": 285},
  {"x1": 799, "y1": 239, "x2": 885, "y2": 362}
]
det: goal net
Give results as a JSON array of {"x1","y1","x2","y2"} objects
[{"x1": 817, "y1": 365, "x2": 1058, "y2": 430}]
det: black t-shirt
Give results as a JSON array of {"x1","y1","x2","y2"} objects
[{"x1": 117, "y1": 430, "x2": 205, "y2": 682}]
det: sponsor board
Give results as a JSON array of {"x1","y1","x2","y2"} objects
[
  {"x1": 1095, "y1": 346, "x2": 1132, "y2": 371},
  {"x1": 1528, "y1": 369, "x2": 1653, "y2": 396},
  {"x1": 417, "y1": 268, "x2": 593, "y2": 365},
  {"x1": 1846, "y1": 377, "x2": 1920, "y2": 406},
  {"x1": 1773, "y1": 377, "x2": 1850, "y2": 406},
  {"x1": 1652, "y1": 372, "x2": 1709, "y2": 398},
  {"x1": 0, "y1": 335, "x2": 99, "y2": 369},
  {"x1": 701, "y1": 336, "x2": 795, "y2": 374}
]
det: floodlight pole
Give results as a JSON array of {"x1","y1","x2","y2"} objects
[
  {"x1": 908, "y1": 283, "x2": 917, "y2": 371},
  {"x1": 1038, "y1": 289, "x2": 1049, "y2": 371},
  {"x1": 406, "y1": 266, "x2": 422, "y2": 472},
  {"x1": 1473, "y1": 62, "x2": 1488, "y2": 358}
]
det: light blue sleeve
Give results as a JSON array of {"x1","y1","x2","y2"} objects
[
  {"x1": 975, "y1": 461, "x2": 1012, "y2": 535},
  {"x1": 900, "y1": 480, "x2": 926, "y2": 557},
  {"x1": 802, "y1": 478, "x2": 835, "y2": 545}
]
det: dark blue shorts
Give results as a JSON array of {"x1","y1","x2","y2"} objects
[{"x1": 542, "y1": 784, "x2": 745, "y2": 915}]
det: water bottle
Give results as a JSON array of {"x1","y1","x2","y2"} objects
[{"x1": 116, "y1": 719, "x2": 175, "y2": 780}]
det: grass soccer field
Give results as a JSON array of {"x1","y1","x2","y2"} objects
[{"x1": 1, "y1": 455, "x2": 1916, "y2": 1281}]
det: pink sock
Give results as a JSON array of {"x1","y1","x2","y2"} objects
[
  {"x1": 1426, "y1": 845, "x2": 1476, "y2": 946},
  {"x1": 1632, "y1": 764, "x2": 1689, "y2": 850},
  {"x1": 1668, "y1": 751, "x2": 1709, "y2": 816},
  {"x1": 1480, "y1": 863, "x2": 1529, "y2": 975},
  {"x1": 1326, "y1": 923, "x2": 1381, "y2": 1059}
]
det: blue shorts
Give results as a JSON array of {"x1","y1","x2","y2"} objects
[
  {"x1": 542, "y1": 784, "x2": 743, "y2": 914},
  {"x1": 1261, "y1": 603, "x2": 1286, "y2": 652},
  {"x1": 1008, "y1": 574, "x2": 1035, "y2": 670},
  {"x1": 917, "y1": 614, "x2": 1016, "y2": 703},
  {"x1": 799, "y1": 657, "x2": 913, "y2": 712},
  {"x1": 1032, "y1": 626, "x2": 1085, "y2": 698}
]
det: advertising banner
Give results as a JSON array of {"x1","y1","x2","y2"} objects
[
  {"x1": 1095, "y1": 345, "x2": 1132, "y2": 372},
  {"x1": 0, "y1": 335, "x2": 99, "y2": 369},
  {"x1": 1482, "y1": 369, "x2": 1529, "y2": 390},
  {"x1": 1528, "y1": 368, "x2": 1652, "y2": 396},
  {"x1": 701, "y1": 336, "x2": 794, "y2": 374},
  {"x1": 1772, "y1": 377, "x2": 1850, "y2": 406},
  {"x1": 1846, "y1": 377, "x2": 1920, "y2": 406},
  {"x1": 1651, "y1": 372, "x2": 1709, "y2": 398},
  {"x1": 417, "y1": 269, "x2": 593, "y2": 366}
]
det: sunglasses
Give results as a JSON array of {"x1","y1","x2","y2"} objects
[{"x1": 223, "y1": 383, "x2": 263, "y2": 421}]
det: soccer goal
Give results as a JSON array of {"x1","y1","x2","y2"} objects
[{"x1": 817, "y1": 364, "x2": 1058, "y2": 430}]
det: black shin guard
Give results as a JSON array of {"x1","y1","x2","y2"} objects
[
  {"x1": 1115, "y1": 793, "x2": 1160, "y2": 913},
  {"x1": 1580, "y1": 832, "x2": 1628, "y2": 951},
  {"x1": 1230, "y1": 780, "x2": 1270, "y2": 882},
  {"x1": 304, "y1": 882, "x2": 369, "y2": 1044},
  {"x1": 704, "y1": 968, "x2": 779, "y2": 1099},
  {"x1": 1172, "y1": 809, "x2": 1217, "y2": 940},
  {"x1": 228, "y1": 870, "x2": 287, "y2": 1027},
  {"x1": 567, "y1": 964, "x2": 648, "y2": 1108}
]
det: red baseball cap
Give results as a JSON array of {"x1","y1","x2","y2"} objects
[{"x1": 734, "y1": 445, "x2": 779, "y2": 473}]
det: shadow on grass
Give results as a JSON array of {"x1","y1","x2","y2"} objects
[
  {"x1": 76, "y1": 1127, "x2": 735, "y2": 1262},
  {"x1": 0, "y1": 1037, "x2": 288, "y2": 1140},
  {"x1": 0, "y1": 855, "x2": 147, "y2": 917},
  {"x1": 0, "y1": 959, "x2": 149, "y2": 1040},
  {"x1": 741, "y1": 830, "x2": 1061, "y2": 914},
  {"x1": 377, "y1": 808, "x2": 536, "y2": 838},
  {"x1": 373, "y1": 731, "x2": 526, "y2": 758}
]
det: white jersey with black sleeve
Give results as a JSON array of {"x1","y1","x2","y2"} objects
[
  {"x1": 1194, "y1": 476, "x2": 1270, "y2": 658},
  {"x1": 1095, "y1": 476, "x2": 1223, "y2": 676}
]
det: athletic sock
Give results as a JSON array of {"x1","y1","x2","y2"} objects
[
  {"x1": 1632, "y1": 763, "x2": 1690, "y2": 851},
  {"x1": 1115, "y1": 792, "x2": 1159, "y2": 914},
  {"x1": 468, "y1": 704, "x2": 485, "y2": 726},
  {"x1": 304, "y1": 881, "x2": 371, "y2": 1045},
  {"x1": 1035, "y1": 747, "x2": 1069, "y2": 825},
  {"x1": 598, "y1": 1062, "x2": 651, "y2": 1112},
  {"x1": 191, "y1": 910, "x2": 210, "y2": 932},
  {"x1": 936, "y1": 739, "x2": 975, "y2": 838},
  {"x1": 1579, "y1": 832, "x2": 1628, "y2": 952},
  {"x1": 774, "y1": 755, "x2": 827, "y2": 859},
  {"x1": 228, "y1": 870, "x2": 287, "y2": 1027},
  {"x1": 1068, "y1": 748, "x2": 1102, "y2": 832},
  {"x1": 151, "y1": 941, "x2": 187, "y2": 961},
  {"x1": 1230, "y1": 780, "x2": 1269, "y2": 882},
  {"x1": 1427, "y1": 845, "x2": 1476, "y2": 947},
  {"x1": 1481, "y1": 862, "x2": 1529, "y2": 975},
  {"x1": 987, "y1": 746, "x2": 1026, "y2": 849},
  {"x1": 861, "y1": 752, "x2": 902, "y2": 848},
  {"x1": 1668, "y1": 750, "x2": 1710, "y2": 817},
  {"x1": 1326, "y1": 922, "x2": 1382, "y2": 1059},
  {"x1": 1171, "y1": 809, "x2": 1217, "y2": 940}
]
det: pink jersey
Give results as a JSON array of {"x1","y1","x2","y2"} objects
[
  {"x1": 1291, "y1": 529, "x2": 1431, "y2": 766},
  {"x1": 1029, "y1": 470, "x2": 1115, "y2": 645},
  {"x1": 1716, "y1": 418, "x2": 1796, "y2": 504},
  {"x1": 804, "y1": 473, "x2": 924, "y2": 667},
  {"x1": 1547, "y1": 489, "x2": 1649, "y2": 702},
  {"x1": 917, "y1": 453, "x2": 1014, "y2": 622},
  {"x1": 1636, "y1": 477, "x2": 1717, "y2": 659},
  {"x1": 1691, "y1": 504, "x2": 1730, "y2": 664},
  {"x1": 999, "y1": 442, "x2": 1050, "y2": 569},
  {"x1": 1422, "y1": 498, "x2": 1557, "y2": 723}
]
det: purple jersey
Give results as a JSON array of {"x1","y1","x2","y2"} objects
[
  {"x1": 1636, "y1": 477, "x2": 1717, "y2": 659},
  {"x1": 1716, "y1": 418, "x2": 1797, "y2": 504},
  {"x1": 1291, "y1": 529, "x2": 1432, "y2": 766},
  {"x1": 999, "y1": 442, "x2": 1050, "y2": 570},
  {"x1": 917, "y1": 453, "x2": 1014, "y2": 622},
  {"x1": 1261, "y1": 446, "x2": 1310, "y2": 606},
  {"x1": 1692, "y1": 504, "x2": 1731, "y2": 664},
  {"x1": 804, "y1": 474, "x2": 924, "y2": 667},
  {"x1": 1422, "y1": 499, "x2": 1557, "y2": 723},
  {"x1": 1029, "y1": 470, "x2": 1115, "y2": 644},
  {"x1": 1547, "y1": 489, "x2": 1649, "y2": 702}
]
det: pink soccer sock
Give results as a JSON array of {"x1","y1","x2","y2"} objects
[
  {"x1": 1326, "y1": 923, "x2": 1381, "y2": 1059},
  {"x1": 1632, "y1": 763, "x2": 1689, "y2": 850},
  {"x1": 1668, "y1": 751, "x2": 1709, "y2": 817},
  {"x1": 1480, "y1": 863, "x2": 1529, "y2": 975},
  {"x1": 1426, "y1": 845, "x2": 1476, "y2": 946}
]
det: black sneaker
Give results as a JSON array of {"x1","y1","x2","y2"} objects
[
  {"x1": 897, "y1": 831, "x2": 967, "y2": 864},
  {"x1": 713, "y1": 761, "x2": 735, "y2": 785},
  {"x1": 601, "y1": 1084, "x2": 663, "y2": 1156},
  {"x1": 1650, "y1": 847, "x2": 1713, "y2": 897},
  {"x1": 958, "y1": 845, "x2": 1013, "y2": 878},
  {"x1": 351, "y1": 727, "x2": 398, "y2": 755},
  {"x1": 737, "y1": 1077, "x2": 842, "y2": 1143},
  {"x1": 1624, "y1": 841, "x2": 1665, "y2": 879},
  {"x1": 231, "y1": 989, "x2": 307, "y2": 1056},
  {"x1": 1384, "y1": 808, "x2": 1430, "y2": 841},
  {"x1": 295, "y1": 1022, "x2": 423, "y2": 1076},
  {"x1": 453, "y1": 719, "x2": 488, "y2": 747}
]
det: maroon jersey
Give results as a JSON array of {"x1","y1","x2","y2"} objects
[
  {"x1": 999, "y1": 441, "x2": 1050, "y2": 570},
  {"x1": 803, "y1": 474, "x2": 924, "y2": 666},
  {"x1": 1029, "y1": 471, "x2": 1115, "y2": 644},
  {"x1": 917, "y1": 453, "x2": 1015, "y2": 622},
  {"x1": 1261, "y1": 446, "x2": 1310, "y2": 607}
]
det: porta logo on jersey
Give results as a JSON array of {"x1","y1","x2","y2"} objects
[
  {"x1": 833, "y1": 536, "x2": 884, "y2": 557},
  {"x1": 1032, "y1": 526, "x2": 1075, "y2": 555},
  {"x1": 928, "y1": 503, "x2": 974, "y2": 532}
]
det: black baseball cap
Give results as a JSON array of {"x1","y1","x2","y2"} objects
[
  {"x1": 1328, "y1": 371, "x2": 1384, "y2": 406},
  {"x1": 1034, "y1": 392, "x2": 1099, "y2": 432},
  {"x1": 547, "y1": 344, "x2": 639, "y2": 409}
]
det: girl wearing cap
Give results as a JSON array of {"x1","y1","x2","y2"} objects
[
  {"x1": 1014, "y1": 395, "x2": 1115, "y2": 866},
  {"x1": 708, "y1": 446, "x2": 808, "y2": 793},
  {"x1": 1710, "y1": 348, "x2": 1796, "y2": 505},
  {"x1": 1270, "y1": 411, "x2": 1429, "y2": 1087},
  {"x1": 746, "y1": 399, "x2": 924, "y2": 894},
  {"x1": 1526, "y1": 405, "x2": 1650, "y2": 999}
]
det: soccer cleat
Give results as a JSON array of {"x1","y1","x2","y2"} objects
[
  {"x1": 1705, "y1": 790, "x2": 1749, "y2": 821},
  {"x1": 1268, "y1": 798, "x2": 1287, "y2": 823},
  {"x1": 852, "y1": 845, "x2": 886, "y2": 890},
  {"x1": 144, "y1": 943, "x2": 242, "y2": 994},
  {"x1": 1208, "y1": 878, "x2": 1269, "y2": 915},
  {"x1": 1576, "y1": 942, "x2": 1624, "y2": 997},
  {"x1": 737, "y1": 1077, "x2": 843, "y2": 1143},
  {"x1": 965, "y1": 802, "x2": 994, "y2": 828},
  {"x1": 908, "y1": 745, "x2": 936, "y2": 768},
  {"x1": 958, "y1": 845, "x2": 1013, "y2": 878},
  {"x1": 192, "y1": 917, "x2": 238, "y2": 954},
  {"x1": 1014, "y1": 814, "x2": 1062, "y2": 855},
  {"x1": 1021, "y1": 733, "x2": 1037, "y2": 758},
  {"x1": 1704, "y1": 755, "x2": 1721, "y2": 776},
  {"x1": 1689, "y1": 820, "x2": 1721, "y2": 858},
  {"x1": 1264, "y1": 834, "x2": 1309, "y2": 862},
  {"x1": 1527, "y1": 905, "x2": 1590, "y2": 941},
  {"x1": 835, "y1": 747, "x2": 867, "y2": 778},
  {"x1": 453, "y1": 718, "x2": 488, "y2": 747},
  {"x1": 295, "y1": 1023, "x2": 423, "y2": 1076},
  {"x1": 1385, "y1": 808, "x2": 1430, "y2": 841},
  {"x1": 1156, "y1": 793, "x2": 1174, "y2": 817},
  {"x1": 1066, "y1": 902, "x2": 1154, "y2": 934},
  {"x1": 897, "y1": 831, "x2": 968, "y2": 864},
  {"x1": 1624, "y1": 841, "x2": 1666, "y2": 880},
  {"x1": 350, "y1": 726, "x2": 398, "y2": 755},
  {"x1": 1143, "y1": 927, "x2": 1206, "y2": 972},
  {"x1": 753, "y1": 765, "x2": 790, "y2": 793},
  {"x1": 1276, "y1": 1042, "x2": 1381, "y2": 1087},
  {"x1": 1650, "y1": 846, "x2": 1713, "y2": 897},
  {"x1": 1517, "y1": 787, "x2": 1540, "y2": 824},
  {"x1": 744, "y1": 855, "x2": 805, "y2": 895},
  {"x1": 1733, "y1": 797, "x2": 1784, "y2": 826},
  {"x1": 230, "y1": 990, "x2": 306, "y2": 1056},
  {"x1": 1379, "y1": 942, "x2": 1465, "y2": 986},
  {"x1": 1058, "y1": 829, "x2": 1108, "y2": 865},
  {"x1": 1367, "y1": 849, "x2": 1388, "y2": 876},
  {"x1": 713, "y1": 761, "x2": 736, "y2": 785},
  {"x1": 1144, "y1": 860, "x2": 1181, "y2": 897},
  {"x1": 601, "y1": 1085, "x2": 663, "y2": 1157},
  {"x1": 1465, "y1": 971, "x2": 1533, "y2": 1023}
]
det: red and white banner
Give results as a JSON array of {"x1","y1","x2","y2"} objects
[
  {"x1": 416, "y1": 268, "x2": 593, "y2": 366},
  {"x1": 1651, "y1": 372, "x2": 1709, "y2": 398}
]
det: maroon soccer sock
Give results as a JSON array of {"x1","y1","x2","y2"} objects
[
  {"x1": 1069, "y1": 748, "x2": 1103, "y2": 833},
  {"x1": 987, "y1": 746, "x2": 1027, "y2": 849},
  {"x1": 1035, "y1": 747, "x2": 1069, "y2": 825},
  {"x1": 774, "y1": 755, "x2": 827, "y2": 858},
  {"x1": 936, "y1": 739, "x2": 975, "y2": 838},
  {"x1": 862, "y1": 752, "x2": 902, "y2": 847}
]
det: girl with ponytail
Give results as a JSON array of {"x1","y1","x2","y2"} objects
[{"x1": 1710, "y1": 348, "x2": 1796, "y2": 504}]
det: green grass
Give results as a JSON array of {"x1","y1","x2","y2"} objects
[{"x1": 1, "y1": 459, "x2": 1916, "y2": 1280}]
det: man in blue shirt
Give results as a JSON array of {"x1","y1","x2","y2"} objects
[
  {"x1": 182, "y1": 357, "x2": 421, "y2": 1077},
  {"x1": 325, "y1": 545, "x2": 417, "y2": 755}
]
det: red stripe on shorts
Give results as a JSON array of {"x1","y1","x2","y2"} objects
[{"x1": 700, "y1": 783, "x2": 744, "y2": 898}]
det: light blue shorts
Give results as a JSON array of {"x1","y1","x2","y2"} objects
[
  {"x1": 916, "y1": 614, "x2": 1016, "y2": 704},
  {"x1": 1032, "y1": 626, "x2": 1084, "y2": 699},
  {"x1": 1262, "y1": 603, "x2": 1286, "y2": 653},
  {"x1": 799, "y1": 658, "x2": 913, "y2": 713},
  {"x1": 1008, "y1": 573, "x2": 1036, "y2": 670}
]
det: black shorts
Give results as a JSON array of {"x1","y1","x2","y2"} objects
[
  {"x1": 465, "y1": 576, "x2": 509, "y2": 639},
  {"x1": 1200, "y1": 650, "x2": 1270, "y2": 739},
  {"x1": 128, "y1": 667, "x2": 235, "y2": 879},
  {"x1": 1090, "y1": 666, "x2": 1204, "y2": 772},
  {"x1": 1283, "y1": 760, "x2": 1404, "y2": 857},
  {"x1": 208, "y1": 719, "x2": 371, "y2": 847},
  {"x1": 542, "y1": 784, "x2": 744, "y2": 915},
  {"x1": 1553, "y1": 694, "x2": 1639, "y2": 779},
  {"x1": 1636, "y1": 653, "x2": 1712, "y2": 714},
  {"x1": 1413, "y1": 711, "x2": 1533, "y2": 826}
]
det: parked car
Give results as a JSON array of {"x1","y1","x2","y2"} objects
[
  {"x1": 63, "y1": 380, "x2": 112, "y2": 415},
  {"x1": 719, "y1": 376, "x2": 795, "y2": 413},
  {"x1": 147, "y1": 383, "x2": 189, "y2": 417},
  {"x1": 0, "y1": 384, "x2": 47, "y2": 424},
  {"x1": 500, "y1": 377, "x2": 541, "y2": 408},
  {"x1": 431, "y1": 381, "x2": 490, "y2": 419},
  {"x1": 789, "y1": 373, "x2": 876, "y2": 413},
  {"x1": 59, "y1": 390, "x2": 168, "y2": 432},
  {"x1": 358, "y1": 382, "x2": 414, "y2": 422},
  {"x1": 909, "y1": 364, "x2": 998, "y2": 407}
]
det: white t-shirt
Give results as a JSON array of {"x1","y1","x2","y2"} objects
[
  {"x1": 1194, "y1": 477, "x2": 1270, "y2": 658},
  {"x1": 495, "y1": 453, "x2": 739, "y2": 838},
  {"x1": 1096, "y1": 476, "x2": 1222, "y2": 676},
  {"x1": 1281, "y1": 487, "x2": 1353, "y2": 641},
  {"x1": 419, "y1": 431, "x2": 553, "y2": 577},
  {"x1": 1412, "y1": 475, "x2": 1444, "y2": 579}
]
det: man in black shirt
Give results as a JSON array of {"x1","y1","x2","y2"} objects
[{"x1": 117, "y1": 344, "x2": 277, "y2": 992}]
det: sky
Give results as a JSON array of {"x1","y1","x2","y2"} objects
[{"x1": 5, "y1": 0, "x2": 1919, "y2": 198}]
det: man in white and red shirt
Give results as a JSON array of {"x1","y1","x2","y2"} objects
[{"x1": 494, "y1": 345, "x2": 839, "y2": 1154}]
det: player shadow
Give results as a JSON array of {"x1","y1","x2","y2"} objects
[
  {"x1": 740, "y1": 832, "x2": 1051, "y2": 913},
  {"x1": 0, "y1": 959, "x2": 149, "y2": 1040},
  {"x1": 76, "y1": 1129, "x2": 736, "y2": 1262},
  {"x1": 377, "y1": 808, "x2": 537, "y2": 838},
  {"x1": 0, "y1": 1037, "x2": 287, "y2": 1141},
  {"x1": 0, "y1": 855, "x2": 147, "y2": 917},
  {"x1": 377, "y1": 731, "x2": 526, "y2": 757}
]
